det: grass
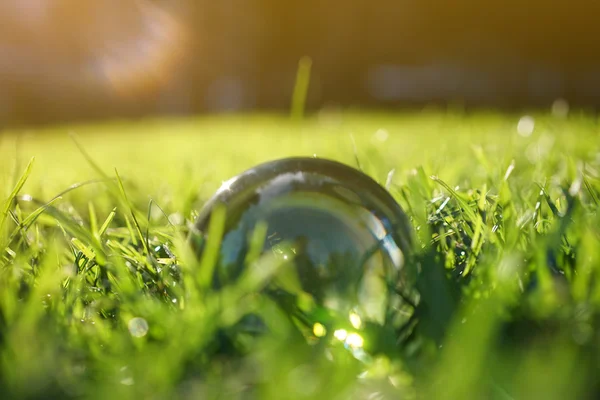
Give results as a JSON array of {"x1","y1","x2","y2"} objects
[{"x1": 1, "y1": 110, "x2": 599, "y2": 399}]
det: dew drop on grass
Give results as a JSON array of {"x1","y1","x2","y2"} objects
[
  {"x1": 349, "y1": 312, "x2": 362, "y2": 329},
  {"x1": 368, "y1": 391, "x2": 384, "y2": 400},
  {"x1": 374, "y1": 128, "x2": 389, "y2": 142},
  {"x1": 168, "y1": 212, "x2": 184, "y2": 225},
  {"x1": 517, "y1": 116, "x2": 535, "y2": 137},
  {"x1": 128, "y1": 317, "x2": 149, "y2": 338},
  {"x1": 120, "y1": 377, "x2": 134, "y2": 386},
  {"x1": 334, "y1": 329, "x2": 348, "y2": 341},
  {"x1": 569, "y1": 178, "x2": 582, "y2": 196},
  {"x1": 119, "y1": 366, "x2": 134, "y2": 386},
  {"x1": 346, "y1": 333, "x2": 364, "y2": 348},
  {"x1": 312, "y1": 323, "x2": 327, "y2": 337}
]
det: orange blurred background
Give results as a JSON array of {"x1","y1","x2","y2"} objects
[{"x1": 1, "y1": 0, "x2": 599, "y2": 126}]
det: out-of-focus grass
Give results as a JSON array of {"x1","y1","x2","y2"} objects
[{"x1": 1, "y1": 110, "x2": 599, "y2": 399}]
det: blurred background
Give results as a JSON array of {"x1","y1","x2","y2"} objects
[{"x1": 1, "y1": 0, "x2": 599, "y2": 127}]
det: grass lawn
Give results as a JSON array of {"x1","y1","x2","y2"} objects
[{"x1": 1, "y1": 110, "x2": 599, "y2": 399}]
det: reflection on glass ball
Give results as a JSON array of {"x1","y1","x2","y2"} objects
[{"x1": 190, "y1": 157, "x2": 414, "y2": 334}]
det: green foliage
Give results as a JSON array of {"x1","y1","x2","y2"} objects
[{"x1": 0, "y1": 111, "x2": 599, "y2": 399}]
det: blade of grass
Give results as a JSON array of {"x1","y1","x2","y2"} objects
[
  {"x1": 115, "y1": 169, "x2": 148, "y2": 255},
  {"x1": 583, "y1": 176, "x2": 599, "y2": 206},
  {"x1": 98, "y1": 208, "x2": 117, "y2": 237},
  {"x1": 69, "y1": 132, "x2": 109, "y2": 179},
  {"x1": 146, "y1": 198, "x2": 154, "y2": 254},
  {"x1": 431, "y1": 175, "x2": 477, "y2": 237},
  {"x1": 290, "y1": 56, "x2": 312, "y2": 121},
  {"x1": 3, "y1": 197, "x2": 62, "y2": 249},
  {"x1": 89, "y1": 202, "x2": 99, "y2": 238},
  {"x1": 1, "y1": 157, "x2": 34, "y2": 237},
  {"x1": 349, "y1": 133, "x2": 363, "y2": 172},
  {"x1": 71, "y1": 238, "x2": 96, "y2": 261},
  {"x1": 3, "y1": 178, "x2": 112, "y2": 251},
  {"x1": 197, "y1": 204, "x2": 226, "y2": 290}
]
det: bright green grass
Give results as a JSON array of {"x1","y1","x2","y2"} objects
[{"x1": 1, "y1": 111, "x2": 600, "y2": 399}]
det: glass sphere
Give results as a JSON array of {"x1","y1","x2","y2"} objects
[{"x1": 190, "y1": 157, "x2": 413, "y2": 329}]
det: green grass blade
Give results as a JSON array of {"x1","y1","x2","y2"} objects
[
  {"x1": 98, "y1": 207, "x2": 117, "y2": 237},
  {"x1": 71, "y1": 237, "x2": 96, "y2": 261},
  {"x1": 1, "y1": 157, "x2": 34, "y2": 236},
  {"x1": 69, "y1": 132, "x2": 109, "y2": 179},
  {"x1": 3, "y1": 196, "x2": 62, "y2": 249},
  {"x1": 89, "y1": 202, "x2": 98, "y2": 238},
  {"x1": 115, "y1": 169, "x2": 148, "y2": 254},
  {"x1": 197, "y1": 204, "x2": 226, "y2": 290},
  {"x1": 583, "y1": 176, "x2": 599, "y2": 206},
  {"x1": 290, "y1": 56, "x2": 312, "y2": 120},
  {"x1": 431, "y1": 176, "x2": 478, "y2": 223}
]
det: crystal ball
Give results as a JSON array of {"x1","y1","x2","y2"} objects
[{"x1": 190, "y1": 157, "x2": 413, "y2": 326}]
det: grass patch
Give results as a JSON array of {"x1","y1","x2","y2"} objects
[{"x1": 1, "y1": 111, "x2": 600, "y2": 399}]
